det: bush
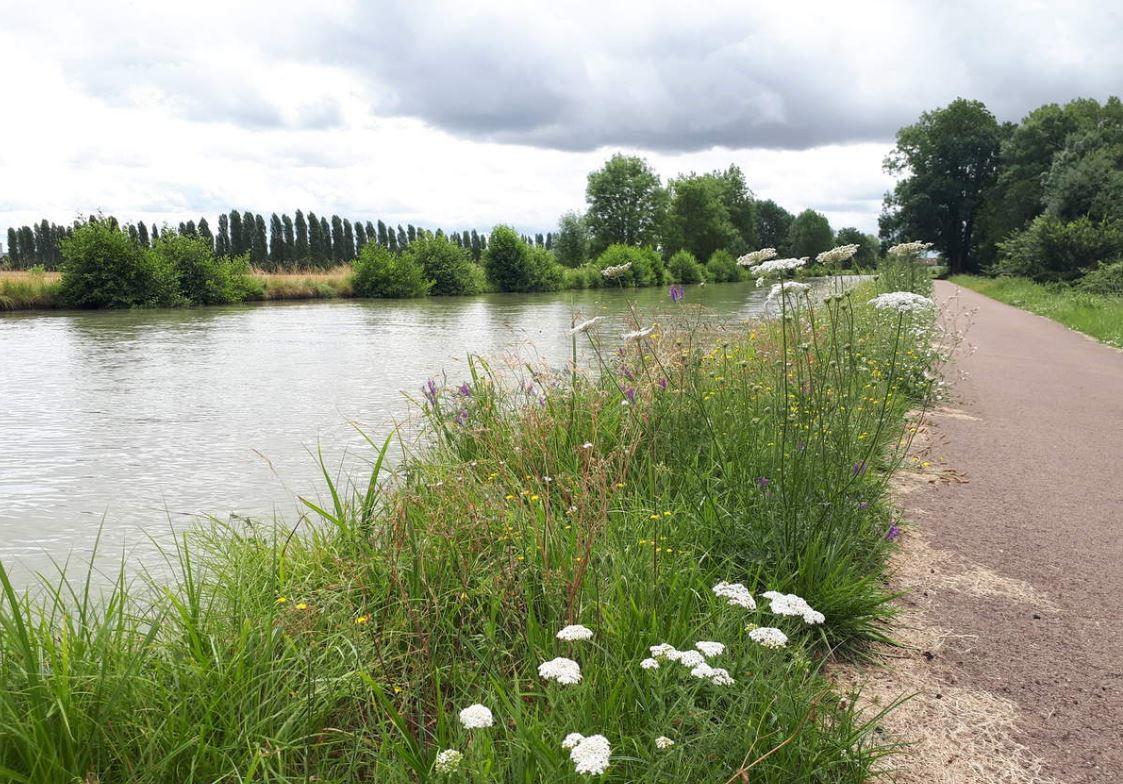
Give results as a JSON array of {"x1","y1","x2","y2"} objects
[
  {"x1": 667, "y1": 249, "x2": 705, "y2": 284},
  {"x1": 483, "y1": 226, "x2": 564, "y2": 292},
  {"x1": 1077, "y1": 259, "x2": 1123, "y2": 295},
  {"x1": 59, "y1": 221, "x2": 180, "y2": 308},
  {"x1": 705, "y1": 249, "x2": 742, "y2": 283},
  {"x1": 992, "y1": 214, "x2": 1123, "y2": 282},
  {"x1": 153, "y1": 234, "x2": 257, "y2": 305},
  {"x1": 351, "y1": 243, "x2": 432, "y2": 298},
  {"x1": 592, "y1": 244, "x2": 664, "y2": 288},
  {"x1": 405, "y1": 235, "x2": 483, "y2": 296}
]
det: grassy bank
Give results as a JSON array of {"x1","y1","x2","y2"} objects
[
  {"x1": 951, "y1": 275, "x2": 1123, "y2": 347},
  {"x1": 0, "y1": 275, "x2": 937, "y2": 782},
  {"x1": 0, "y1": 270, "x2": 63, "y2": 310}
]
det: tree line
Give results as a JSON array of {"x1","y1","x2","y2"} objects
[{"x1": 881, "y1": 95, "x2": 1123, "y2": 290}]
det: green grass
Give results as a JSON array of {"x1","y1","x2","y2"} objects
[
  {"x1": 951, "y1": 275, "x2": 1123, "y2": 348},
  {"x1": 0, "y1": 270, "x2": 63, "y2": 310},
  {"x1": 0, "y1": 277, "x2": 937, "y2": 782}
]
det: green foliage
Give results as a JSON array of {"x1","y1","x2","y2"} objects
[
  {"x1": 705, "y1": 249, "x2": 742, "y2": 283},
  {"x1": 666, "y1": 174, "x2": 739, "y2": 262},
  {"x1": 593, "y1": 244, "x2": 664, "y2": 287},
  {"x1": 833, "y1": 228, "x2": 879, "y2": 269},
  {"x1": 351, "y1": 242, "x2": 432, "y2": 298},
  {"x1": 553, "y1": 211, "x2": 589, "y2": 268},
  {"x1": 59, "y1": 221, "x2": 181, "y2": 308},
  {"x1": 787, "y1": 209, "x2": 833, "y2": 259},
  {"x1": 483, "y1": 226, "x2": 564, "y2": 292},
  {"x1": 154, "y1": 234, "x2": 258, "y2": 305},
  {"x1": 667, "y1": 249, "x2": 705, "y2": 284},
  {"x1": 992, "y1": 214, "x2": 1123, "y2": 282},
  {"x1": 404, "y1": 234, "x2": 482, "y2": 296},
  {"x1": 755, "y1": 200, "x2": 795, "y2": 253},
  {"x1": 1042, "y1": 119, "x2": 1123, "y2": 224},
  {"x1": 585, "y1": 154, "x2": 667, "y2": 253},
  {"x1": 1077, "y1": 259, "x2": 1123, "y2": 296}
]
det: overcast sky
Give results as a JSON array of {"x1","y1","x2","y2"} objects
[{"x1": 2, "y1": 0, "x2": 1120, "y2": 242}]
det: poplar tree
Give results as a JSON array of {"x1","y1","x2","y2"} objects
[
  {"x1": 216, "y1": 214, "x2": 230, "y2": 256},
  {"x1": 342, "y1": 219, "x2": 355, "y2": 261},
  {"x1": 282, "y1": 214, "x2": 295, "y2": 267},
  {"x1": 253, "y1": 214, "x2": 268, "y2": 266},
  {"x1": 377, "y1": 220, "x2": 388, "y2": 247},
  {"x1": 397, "y1": 225, "x2": 407, "y2": 249},
  {"x1": 269, "y1": 213, "x2": 285, "y2": 266},
  {"x1": 6, "y1": 228, "x2": 17, "y2": 261},
  {"x1": 294, "y1": 210, "x2": 309, "y2": 262},
  {"x1": 241, "y1": 211, "x2": 256, "y2": 258},
  {"x1": 198, "y1": 217, "x2": 213, "y2": 251},
  {"x1": 308, "y1": 212, "x2": 322, "y2": 263},
  {"x1": 320, "y1": 217, "x2": 331, "y2": 265},
  {"x1": 354, "y1": 221, "x2": 367, "y2": 252}
]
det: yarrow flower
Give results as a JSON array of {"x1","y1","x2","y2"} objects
[
  {"x1": 689, "y1": 661, "x2": 735, "y2": 685},
  {"x1": 601, "y1": 262, "x2": 632, "y2": 279},
  {"x1": 570, "y1": 317, "x2": 602, "y2": 335},
  {"x1": 640, "y1": 657, "x2": 660, "y2": 670},
  {"x1": 539, "y1": 657, "x2": 582, "y2": 685},
  {"x1": 887, "y1": 241, "x2": 932, "y2": 256},
  {"x1": 737, "y1": 247, "x2": 778, "y2": 267},
  {"x1": 669, "y1": 649, "x2": 706, "y2": 668},
  {"x1": 458, "y1": 703, "x2": 494, "y2": 729},
  {"x1": 751, "y1": 257, "x2": 806, "y2": 276},
  {"x1": 655, "y1": 736, "x2": 675, "y2": 749},
  {"x1": 433, "y1": 749, "x2": 463, "y2": 774},
  {"x1": 649, "y1": 643, "x2": 677, "y2": 659},
  {"x1": 557, "y1": 624, "x2": 594, "y2": 642},
  {"x1": 816, "y1": 244, "x2": 860, "y2": 265},
  {"x1": 749, "y1": 626, "x2": 789, "y2": 649},
  {"x1": 766, "y1": 281, "x2": 810, "y2": 303},
  {"x1": 568, "y1": 733, "x2": 612, "y2": 775},
  {"x1": 694, "y1": 640, "x2": 725, "y2": 657},
  {"x1": 868, "y1": 291, "x2": 936, "y2": 313},
  {"x1": 712, "y1": 581, "x2": 757, "y2": 610},
  {"x1": 562, "y1": 732, "x2": 585, "y2": 750},
  {"x1": 623, "y1": 325, "x2": 654, "y2": 341},
  {"x1": 761, "y1": 591, "x2": 825, "y2": 625}
]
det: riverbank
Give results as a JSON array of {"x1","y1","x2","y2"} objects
[
  {"x1": 950, "y1": 275, "x2": 1123, "y2": 348},
  {"x1": 0, "y1": 277, "x2": 938, "y2": 782}
]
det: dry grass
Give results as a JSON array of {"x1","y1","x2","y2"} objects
[
  {"x1": 251, "y1": 267, "x2": 353, "y2": 300},
  {"x1": 0, "y1": 269, "x2": 63, "y2": 310}
]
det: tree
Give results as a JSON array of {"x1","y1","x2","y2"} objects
[
  {"x1": 354, "y1": 221, "x2": 367, "y2": 252},
  {"x1": 269, "y1": 214, "x2": 285, "y2": 267},
  {"x1": 308, "y1": 212, "x2": 323, "y2": 263},
  {"x1": 405, "y1": 234, "x2": 484, "y2": 295},
  {"x1": 216, "y1": 214, "x2": 230, "y2": 256},
  {"x1": 585, "y1": 154, "x2": 666, "y2": 252},
  {"x1": 7, "y1": 227, "x2": 18, "y2": 262},
  {"x1": 59, "y1": 221, "x2": 179, "y2": 308},
  {"x1": 755, "y1": 200, "x2": 794, "y2": 252},
  {"x1": 787, "y1": 209, "x2": 833, "y2": 259},
  {"x1": 666, "y1": 173, "x2": 739, "y2": 262},
  {"x1": 716, "y1": 165, "x2": 757, "y2": 251},
  {"x1": 343, "y1": 219, "x2": 356, "y2": 261},
  {"x1": 282, "y1": 214, "x2": 295, "y2": 267},
  {"x1": 833, "y1": 227, "x2": 880, "y2": 268},
  {"x1": 330, "y1": 216, "x2": 345, "y2": 264},
  {"x1": 229, "y1": 212, "x2": 243, "y2": 255},
  {"x1": 252, "y1": 214, "x2": 267, "y2": 266},
  {"x1": 137, "y1": 222, "x2": 150, "y2": 248},
  {"x1": 483, "y1": 225, "x2": 563, "y2": 292},
  {"x1": 197, "y1": 218, "x2": 213, "y2": 252},
  {"x1": 320, "y1": 217, "x2": 332, "y2": 264},
  {"x1": 294, "y1": 210, "x2": 309, "y2": 263},
  {"x1": 553, "y1": 211, "x2": 589, "y2": 268},
  {"x1": 351, "y1": 243, "x2": 431, "y2": 299},
  {"x1": 377, "y1": 220, "x2": 388, "y2": 248},
  {"x1": 880, "y1": 98, "x2": 1004, "y2": 274}
]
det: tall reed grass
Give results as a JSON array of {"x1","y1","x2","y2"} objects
[{"x1": 0, "y1": 272, "x2": 940, "y2": 782}]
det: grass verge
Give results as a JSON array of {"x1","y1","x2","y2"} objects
[
  {"x1": 0, "y1": 275, "x2": 938, "y2": 782},
  {"x1": 951, "y1": 274, "x2": 1123, "y2": 348}
]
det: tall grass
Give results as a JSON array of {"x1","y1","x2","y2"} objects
[
  {"x1": 0, "y1": 275, "x2": 938, "y2": 782},
  {"x1": 0, "y1": 269, "x2": 63, "y2": 310}
]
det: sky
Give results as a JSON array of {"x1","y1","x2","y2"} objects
[{"x1": 1, "y1": 0, "x2": 1120, "y2": 243}]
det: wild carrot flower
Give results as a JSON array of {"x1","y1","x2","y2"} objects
[
  {"x1": 557, "y1": 624, "x2": 594, "y2": 642},
  {"x1": 712, "y1": 581, "x2": 756, "y2": 610},
  {"x1": 458, "y1": 703, "x2": 494, "y2": 729},
  {"x1": 569, "y1": 734, "x2": 612, "y2": 775},
  {"x1": 655, "y1": 736, "x2": 675, "y2": 749},
  {"x1": 601, "y1": 262, "x2": 632, "y2": 279},
  {"x1": 750, "y1": 627, "x2": 789, "y2": 649},
  {"x1": 434, "y1": 749, "x2": 463, "y2": 773},
  {"x1": 816, "y1": 244, "x2": 860, "y2": 265},
  {"x1": 868, "y1": 291, "x2": 935, "y2": 313},
  {"x1": 694, "y1": 641, "x2": 725, "y2": 657},
  {"x1": 623, "y1": 326, "x2": 654, "y2": 341},
  {"x1": 640, "y1": 657, "x2": 660, "y2": 670},
  {"x1": 751, "y1": 257, "x2": 805, "y2": 275},
  {"x1": 539, "y1": 657, "x2": 582, "y2": 685},
  {"x1": 669, "y1": 284, "x2": 685, "y2": 302},
  {"x1": 737, "y1": 248, "x2": 778, "y2": 267},
  {"x1": 570, "y1": 317, "x2": 602, "y2": 335},
  {"x1": 581, "y1": 442, "x2": 593, "y2": 449},
  {"x1": 887, "y1": 241, "x2": 932, "y2": 256},
  {"x1": 766, "y1": 281, "x2": 810, "y2": 302}
]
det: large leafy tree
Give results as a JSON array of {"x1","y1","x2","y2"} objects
[
  {"x1": 755, "y1": 200, "x2": 794, "y2": 253},
  {"x1": 666, "y1": 173, "x2": 739, "y2": 262},
  {"x1": 585, "y1": 154, "x2": 666, "y2": 252},
  {"x1": 787, "y1": 209, "x2": 833, "y2": 259},
  {"x1": 553, "y1": 211, "x2": 589, "y2": 268},
  {"x1": 880, "y1": 98, "x2": 1003, "y2": 274},
  {"x1": 833, "y1": 227, "x2": 879, "y2": 268}
]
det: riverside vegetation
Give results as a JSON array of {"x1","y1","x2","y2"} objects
[{"x1": 0, "y1": 245, "x2": 942, "y2": 782}]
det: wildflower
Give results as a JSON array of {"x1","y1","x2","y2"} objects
[
  {"x1": 458, "y1": 703, "x2": 494, "y2": 729},
  {"x1": 657, "y1": 377, "x2": 668, "y2": 390},
  {"x1": 433, "y1": 749, "x2": 463, "y2": 774},
  {"x1": 712, "y1": 581, "x2": 757, "y2": 610},
  {"x1": 295, "y1": 602, "x2": 308, "y2": 610},
  {"x1": 755, "y1": 276, "x2": 765, "y2": 288},
  {"x1": 766, "y1": 281, "x2": 810, "y2": 302},
  {"x1": 570, "y1": 317, "x2": 602, "y2": 335},
  {"x1": 539, "y1": 657, "x2": 582, "y2": 685},
  {"x1": 887, "y1": 241, "x2": 932, "y2": 256},
  {"x1": 852, "y1": 461, "x2": 867, "y2": 476},
  {"x1": 762, "y1": 591, "x2": 825, "y2": 625},
  {"x1": 581, "y1": 442, "x2": 593, "y2": 449},
  {"x1": 755, "y1": 476, "x2": 770, "y2": 488},
  {"x1": 557, "y1": 624, "x2": 594, "y2": 642},
  {"x1": 750, "y1": 257, "x2": 806, "y2": 275},
  {"x1": 750, "y1": 626, "x2": 789, "y2": 649},
  {"x1": 737, "y1": 248, "x2": 778, "y2": 267},
  {"x1": 669, "y1": 284, "x2": 685, "y2": 302},
  {"x1": 886, "y1": 524, "x2": 902, "y2": 541},
  {"x1": 671, "y1": 650, "x2": 706, "y2": 668},
  {"x1": 868, "y1": 291, "x2": 936, "y2": 313},
  {"x1": 623, "y1": 325, "x2": 654, "y2": 341},
  {"x1": 816, "y1": 244, "x2": 860, "y2": 265},
  {"x1": 275, "y1": 596, "x2": 287, "y2": 604},
  {"x1": 422, "y1": 378, "x2": 439, "y2": 404},
  {"x1": 454, "y1": 409, "x2": 469, "y2": 426},
  {"x1": 354, "y1": 615, "x2": 369, "y2": 625},
  {"x1": 601, "y1": 262, "x2": 632, "y2": 279},
  {"x1": 640, "y1": 657, "x2": 660, "y2": 670},
  {"x1": 689, "y1": 661, "x2": 735, "y2": 685},
  {"x1": 457, "y1": 382, "x2": 472, "y2": 397},
  {"x1": 569, "y1": 734, "x2": 612, "y2": 775},
  {"x1": 624, "y1": 387, "x2": 637, "y2": 405},
  {"x1": 655, "y1": 736, "x2": 675, "y2": 749},
  {"x1": 649, "y1": 643, "x2": 677, "y2": 659},
  {"x1": 694, "y1": 640, "x2": 725, "y2": 657},
  {"x1": 562, "y1": 732, "x2": 585, "y2": 750}
]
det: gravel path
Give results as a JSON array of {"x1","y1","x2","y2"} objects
[{"x1": 908, "y1": 282, "x2": 1123, "y2": 783}]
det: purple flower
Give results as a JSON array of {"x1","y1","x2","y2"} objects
[
  {"x1": 657, "y1": 377, "x2": 668, "y2": 390},
  {"x1": 886, "y1": 524, "x2": 901, "y2": 542},
  {"x1": 852, "y1": 461, "x2": 867, "y2": 477},
  {"x1": 624, "y1": 387, "x2": 637, "y2": 404},
  {"x1": 669, "y1": 284, "x2": 685, "y2": 303},
  {"x1": 422, "y1": 378, "x2": 439, "y2": 404},
  {"x1": 458, "y1": 382, "x2": 472, "y2": 397},
  {"x1": 857, "y1": 501, "x2": 870, "y2": 511},
  {"x1": 621, "y1": 366, "x2": 635, "y2": 382},
  {"x1": 755, "y1": 476, "x2": 770, "y2": 488},
  {"x1": 454, "y1": 408, "x2": 469, "y2": 426}
]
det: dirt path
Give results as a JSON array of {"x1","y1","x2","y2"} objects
[{"x1": 882, "y1": 281, "x2": 1123, "y2": 783}]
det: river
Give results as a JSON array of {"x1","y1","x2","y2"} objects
[{"x1": 0, "y1": 280, "x2": 828, "y2": 583}]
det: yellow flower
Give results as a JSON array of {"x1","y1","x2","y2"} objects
[
  {"x1": 355, "y1": 615, "x2": 369, "y2": 625},
  {"x1": 295, "y1": 602, "x2": 308, "y2": 610},
  {"x1": 649, "y1": 514, "x2": 660, "y2": 520},
  {"x1": 663, "y1": 511, "x2": 673, "y2": 517},
  {"x1": 275, "y1": 596, "x2": 287, "y2": 605},
  {"x1": 530, "y1": 494, "x2": 540, "y2": 502},
  {"x1": 615, "y1": 482, "x2": 626, "y2": 489},
  {"x1": 505, "y1": 494, "x2": 515, "y2": 500}
]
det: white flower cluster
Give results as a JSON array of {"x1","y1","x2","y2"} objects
[
  {"x1": 539, "y1": 656, "x2": 582, "y2": 685},
  {"x1": 766, "y1": 281, "x2": 810, "y2": 302},
  {"x1": 816, "y1": 244, "x2": 860, "y2": 265},
  {"x1": 749, "y1": 626, "x2": 789, "y2": 649},
  {"x1": 761, "y1": 591, "x2": 825, "y2": 624},
  {"x1": 601, "y1": 262, "x2": 632, "y2": 279},
  {"x1": 868, "y1": 291, "x2": 935, "y2": 314},
  {"x1": 712, "y1": 581, "x2": 756, "y2": 609},
  {"x1": 640, "y1": 657, "x2": 660, "y2": 670},
  {"x1": 623, "y1": 325, "x2": 654, "y2": 342},
  {"x1": 569, "y1": 317, "x2": 602, "y2": 335},
  {"x1": 737, "y1": 247, "x2": 778, "y2": 267},
  {"x1": 564, "y1": 733, "x2": 612, "y2": 776},
  {"x1": 887, "y1": 241, "x2": 932, "y2": 256},
  {"x1": 645, "y1": 640, "x2": 733, "y2": 685},
  {"x1": 458, "y1": 703, "x2": 494, "y2": 729},
  {"x1": 690, "y1": 662, "x2": 735, "y2": 685},
  {"x1": 556, "y1": 624, "x2": 595, "y2": 642},
  {"x1": 750, "y1": 257, "x2": 806, "y2": 276},
  {"x1": 655, "y1": 735, "x2": 675, "y2": 749},
  {"x1": 433, "y1": 748, "x2": 463, "y2": 773},
  {"x1": 694, "y1": 640, "x2": 725, "y2": 657}
]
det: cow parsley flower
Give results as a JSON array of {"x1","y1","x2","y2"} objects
[
  {"x1": 562, "y1": 732, "x2": 585, "y2": 750},
  {"x1": 649, "y1": 643, "x2": 678, "y2": 659},
  {"x1": 623, "y1": 325, "x2": 654, "y2": 341},
  {"x1": 569, "y1": 317, "x2": 602, "y2": 335},
  {"x1": 712, "y1": 581, "x2": 756, "y2": 610},
  {"x1": 434, "y1": 749, "x2": 463, "y2": 773},
  {"x1": 750, "y1": 627, "x2": 789, "y2": 649},
  {"x1": 868, "y1": 291, "x2": 935, "y2": 313},
  {"x1": 539, "y1": 657, "x2": 582, "y2": 685},
  {"x1": 557, "y1": 624, "x2": 594, "y2": 642},
  {"x1": 766, "y1": 281, "x2": 811, "y2": 302},
  {"x1": 763, "y1": 592, "x2": 825, "y2": 624},
  {"x1": 737, "y1": 248, "x2": 778, "y2": 267},
  {"x1": 887, "y1": 241, "x2": 932, "y2": 256},
  {"x1": 458, "y1": 703, "x2": 494, "y2": 729},
  {"x1": 751, "y1": 257, "x2": 806, "y2": 275},
  {"x1": 655, "y1": 736, "x2": 675, "y2": 749},
  {"x1": 816, "y1": 244, "x2": 860, "y2": 265},
  {"x1": 640, "y1": 657, "x2": 660, "y2": 670},
  {"x1": 601, "y1": 262, "x2": 632, "y2": 279},
  {"x1": 694, "y1": 640, "x2": 725, "y2": 657},
  {"x1": 569, "y1": 734, "x2": 612, "y2": 775}
]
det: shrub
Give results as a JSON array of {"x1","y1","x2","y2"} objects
[
  {"x1": 592, "y1": 244, "x2": 664, "y2": 287},
  {"x1": 405, "y1": 235, "x2": 483, "y2": 296},
  {"x1": 59, "y1": 221, "x2": 180, "y2": 308},
  {"x1": 351, "y1": 243, "x2": 432, "y2": 298},
  {"x1": 1077, "y1": 259, "x2": 1123, "y2": 295},
  {"x1": 667, "y1": 249, "x2": 705, "y2": 284},
  {"x1": 483, "y1": 226, "x2": 564, "y2": 292},
  {"x1": 705, "y1": 249, "x2": 742, "y2": 283},
  {"x1": 992, "y1": 214, "x2": 1123, "y2": 282},
  {"x1": 153, "y1": 234, "x2": 257, "y2": 305}
]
